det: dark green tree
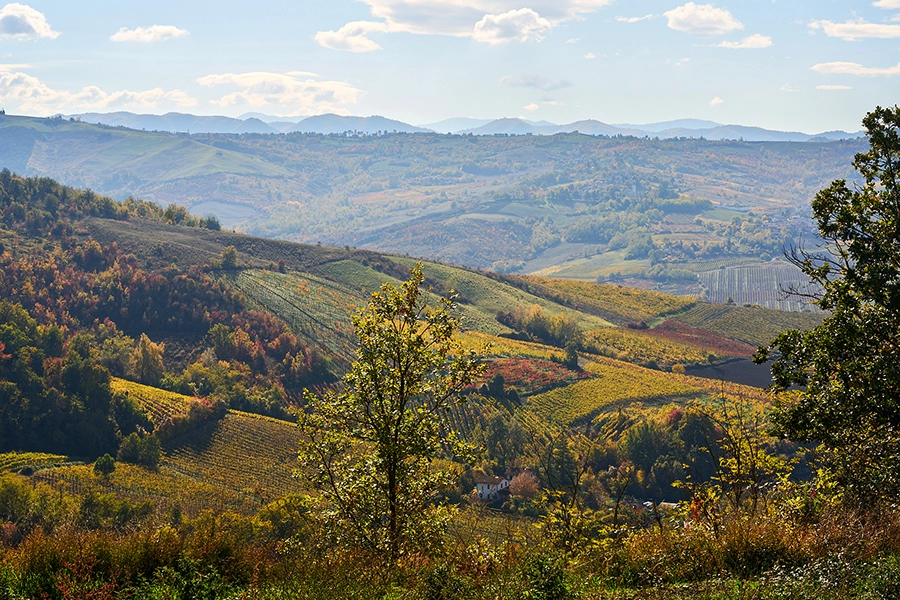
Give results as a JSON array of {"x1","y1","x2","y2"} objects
[
  {"x1": 298, "y1": 263, "x2": 484, "y2": 560},
  {"x1": 94, "y1": 454, "x2": 115, "y2": 478},
  {"x1": 757, "y1": 106, "x2": 900, "y2": 499}
]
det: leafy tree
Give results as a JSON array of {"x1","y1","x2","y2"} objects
[
  {"x1": 220, "y1": 245, "x2": 240, "y2": 270},
  {"x1": 94, "y1": 454, "x2": 115, "y2": 478},
  {"x1": 117, "y1": 432, "x2": 161, "y2": 469},
  {"x1": 131, "y1": 334, "x2": 164, "y2": 386},
  {"x1": 757, "y1": 106, "x2": 900, "y2": 500},
  {"x1": 298, "y1": 263, "x2": 484, "y2": 559}
]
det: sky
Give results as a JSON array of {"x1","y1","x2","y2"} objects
[{"x1": 0, "y1": 1, "x2": 896, "y2": 132}]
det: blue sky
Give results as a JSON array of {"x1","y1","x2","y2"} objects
[{"x1": 0, "y1": 0, "x2": 896, "y2": 132}]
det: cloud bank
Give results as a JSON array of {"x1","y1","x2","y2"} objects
[
  {"x1": 812, "y1": 61, "x2": 900, "y2": 76},
  {"x1": 500, "y1": 74, "x2": 572, "y2": 91},
  {"x1": 197, "y1": 71, "x2": 363, "y2": 116},
  {"x1": 111, "y1": 25, "x2": 189, "y2": 43},
  {"x1": 810, "y1": 19, "x2": 900, "y2": 41},
  {"x1": 0, "y1": 3, "x2": 58, "y2": 39},
  {"x1": 719, "y1": 34, "x2": 772, "y2": 49},
  {"x1": 664, "y1": 3, "x2": 743, "y2": 36},
  {"x1": 315, "y1": 0, "x2": 612, "y2": 51},
  {"x1": 0, "y1": 70, "x2": 195, "y2": 114}
]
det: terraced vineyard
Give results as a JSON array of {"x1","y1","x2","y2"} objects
[
  {"x1": 518, "y1": 276, "x2": 695, "y2": 324},
  {"x1": 646, "y1": 320, "x2": 756, "y2": 357},
  {"x1": 698, "y1": 262, "x2": 820, "y2": 311},
  {"x1": 111, "y1": 378, "x2": 196, "y2": 426},
  {"x1": 391, "y1": 258, "x2": 614, "y2": 331},
  {"x1": 163, "y1": 410, "x2": 304, "y2": 502},
  {"x1": 319, "y1": 259, "x2": 512, "y2": 335},
  {"x1": 232, "y1": 269, "x2": 363, "y2": 364},
  {"x1": 35, "y1": 463, "x2": 260, "y2": 516},
  {"x1": 581, "y1": 327, "x2": 718, "y2": 368},
  {"x1": 673, "y1": 303, "x2": 824, "y2": 347},
  {"x1": 456, "y1": 332, "x2": 563, "y2": 361},
  {"x1": 0, "y1": 452, "x2": 75, "y2": 473},
  {"x1": 526, "y1": 360, "x2": 706, "y2": 425}
]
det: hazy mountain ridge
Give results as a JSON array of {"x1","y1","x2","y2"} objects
[{"x1": 68, "y1": 111, "x2": 864, "y2": 142}]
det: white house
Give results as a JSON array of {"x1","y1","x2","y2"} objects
[{"x1": 475, "y1": 475, "x2": 510, "y2": 501}]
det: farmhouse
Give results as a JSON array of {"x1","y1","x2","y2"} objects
[{"x1": 475, "y1": 475, "x2": 510, "y2": 501}]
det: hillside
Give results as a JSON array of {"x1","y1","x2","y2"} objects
[{"x1": 0, "y1": 113, "x2": 864, "y2": 305}]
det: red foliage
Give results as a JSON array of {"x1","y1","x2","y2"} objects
[
  {"x1": 479, "y1": 358, "x2": 590, "y2": 396},
  {"x1": 646, "y1": 320, "x2": 756, "y2": 357}
]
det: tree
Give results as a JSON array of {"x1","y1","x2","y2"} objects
[
  {"x1": 757, "y1": 106, "x2": 900, "y2": 500},
  {"x1": 220, "y1": 245, "x2": 239, "y2": 269},
  {"x1": 94, "y1": 453, "x2": 115, "y2": 478},
  {"x1": 131, "y1": 334, "x2": 164, "y2": 386},
  {"x1": 298, "y1": 263, "x2": 484, "y2": 559}
]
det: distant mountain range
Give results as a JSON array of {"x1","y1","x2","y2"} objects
[{"x1": 68, "y1": 111, "x2": 863, "y2": 142}]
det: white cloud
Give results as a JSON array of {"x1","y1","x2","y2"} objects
[
  {"x1": 523, "y1": 102, "x2": 539, "y2": 111},
  {"x1": 315, "y1": 1, "x2": 612, "y2": 48},
  {"x1": 0, "y1": 70, "x2": 195, "y2": 114},
  {"x1": 473, "y1": 8, "x2": 551, "y2": 45},
  {"x1": 812, "y1": 61, "x2": 900, "y2": 76},
  {"x1": 817, "y1": 84, "x2": 852, "y2": 90},
  {"x1": 584, "y1": 52, "x2": 596, "y2": 59},
  {"x1": 664, "y1": 3, "x2": 743, "y2": 36},
  {"x1": 567, "y1": 37, "x2": 580, "y2": 43},
  {"x1": 197, "y1": 71, "x2": 363, "y2": 116},
  {"x1": 0, "y1": 3, "x2": 59, "y2": 39},
  {"x1": 110, "y1": 25, "x2": 188, "y2": 43},
  {"x1": 313, "y1": 21, "x2": 389, "y2": 52},
  {"x1": 719, "y1": 33, "x2": 772, "y2": 49},
  {"x1": 709, "y1": 96, "x2": 724, "y2": 106},
  {"x1": 780, "y1": 84, "x2": 799, "y2": 92},
  {"x1": 500, "y1": 74, "x2": 572, "y2": 91},
  {"x1": 809, "y1": 19, "x2": 900, "y2": 41},
  {"x1": 874, "y1": 0, "x2": 900, "y2": 8},
  {"x1": 616, "y1": 14, "x2": 653, "y2": 23}
]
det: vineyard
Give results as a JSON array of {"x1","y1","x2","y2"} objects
[
  {"x1": 391, "y1": 258, "x2": 614, "y2": 331},
  {"x1": 581, "y1": 327, "x2": 718, "y2": 368},
  {"x1": 0, "y1": 452, "x2": 75, "y2": 473},
  {"x1": 319, "y1": 259, "x2": 513, "y2": 336},
  {"x1": 526, "y1": 360, "x2": 705, "y2": 425},
  {"x1": 455, "y1": 331, "x2": 564, "y2": 361},
  {"x1": 697, "y1": 262, "x2": 821, "y2": 311},
  {"x1": 231, "y1": 269, "x2": 363, "y2": 365},
  {"x1": 111, "y1": 378, "x2": 196, "y2": 426},
  {"x1": 646, "y1": 320, "x2": 756, "y2": 357},
  {"x1": 35, "y1": 463, "x2": 261, "y2": 517},
  {"x1": 519, "y1": 276, "x2": 695, "y2": 324},
  {"x1": 163, "y1": 410, "x2": 304, "y2": 503},
  {"x1": 673, "y1": 303, "x2": 824, "y2": 347},
  {"x1": 480, "y1": 358, "x2": 591, "y2": 397}
]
